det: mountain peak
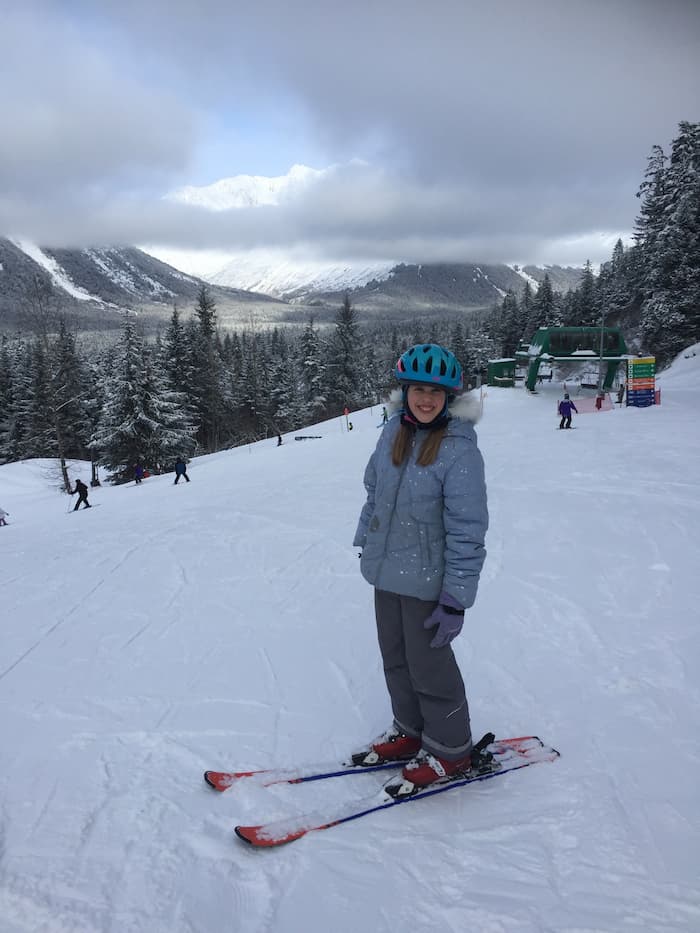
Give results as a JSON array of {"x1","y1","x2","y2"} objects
[{"x1": 168, "y1": 164, "x2": 327, "y2": 212}]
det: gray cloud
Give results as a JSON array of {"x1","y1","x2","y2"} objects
[{"x1": 1, "y1": 0, "x2": 698, "y2": 265}]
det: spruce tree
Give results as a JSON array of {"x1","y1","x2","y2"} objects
[
  {"x1": 325, "y1": 293, "x2": 364, "y2": 413},
  {"x1": 190, "y1": 286, "x2": 225, "y2": 451},
  {"x1": 91, "y1": 315, "x2": 195, "y2": 481},
  {"x1": 298, "y1": 317, "x2": 327, "y2": 418},
  {"x1": 636, "y1": 122, "x2": 700, "y2": 359},
  {"x1": 497, "y1": 290, "x2": 522, "y2": 356},
  {"x1": 576, "y1": 261, "x2": 598, "y2": 326}
]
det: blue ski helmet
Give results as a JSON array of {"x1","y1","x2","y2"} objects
[{"x1": 395, "y1": 343, "x2": 463, "y2": 392}]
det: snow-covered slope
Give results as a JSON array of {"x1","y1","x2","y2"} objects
[
  {"x1": 1, "y1": 350, "x2": 699, "y2": 932},
  {"x1": 207, "y1": 250, "x2": 396, "y2": 298},
  {"x1": 9, "y1": 238, "x2": 104, "y2": 302}
]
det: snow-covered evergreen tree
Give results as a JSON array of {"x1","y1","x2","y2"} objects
[
  {"x1": 91, "y1": 315, "x2": 196, "y2": 481},
  {"x1": 298, "y1": 317, "x2": 327, "y2": 419},
  {"x1": 498, "y1": 290, "x2": 524, "y2": 356},
  {"x1": 465, "y1": 326, "x2": 497, "y2": 386},
  {"x1": 523, "y1": 274, "x2": 561, "y2": 336},
  {"x1": 325, "y1": 294, "x2": 365, "y2": 413},
  {"x1": 636, "y1": 122, "x2": 700, "y2": 358},
  {"x1": 189, "y1": 286, "x2": 226, "y2": 451}
]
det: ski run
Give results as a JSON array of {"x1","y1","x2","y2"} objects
[{"x1": 1, "y1": 344, "x2": 699, "y2": 931}]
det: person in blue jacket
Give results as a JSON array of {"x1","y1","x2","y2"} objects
[
  {"x1": 558, "y1": 393, "x2": 578, "y2": 429},
  {"x1": 174, "y1": 459, "x2": 190, "y2": 484},
  {"x1": 353, "y1": 343, "x2": 489, "y2": 788}
]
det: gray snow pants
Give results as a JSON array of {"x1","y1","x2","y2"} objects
[{"x1": 374, "y1": 588, "x2": 472, "y2": 760}]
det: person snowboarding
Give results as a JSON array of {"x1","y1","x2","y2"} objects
[
  {"x1": 353, "y1": 343, "x2": 488, "y2": 789},
  {"x1": 0, "y1": 506, "x2": 9, "y2": 526},
  {"x1": 174, "y1": 458, "x2": 190, "y2": 484},
  {"x1": 71, "y1": 478, "x2": 91, "y2": 510},
  {"x1": 558, "y1": 393, "x2": 578, "y2": 429},
  {"x1": 134, "y1": 463, "x2": 144, "y2": 484}
]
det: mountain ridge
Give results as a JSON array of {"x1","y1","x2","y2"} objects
[{"x1": 0, "y1": 237, "x2": 291, "y2": 333}]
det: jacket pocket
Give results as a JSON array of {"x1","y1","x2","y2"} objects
[{"x1": 409, "y1": 498, "x2": 444, "y2": 568}]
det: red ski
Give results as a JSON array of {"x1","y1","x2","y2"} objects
[
  {"x1": 232, "y1": 736, "x2": 560, "y2": 848},
  {"x1": 204, "y1": 758, "x2": 402, "y2": 791}
]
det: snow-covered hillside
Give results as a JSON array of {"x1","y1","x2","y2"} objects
[
  {"x1": 9, "y1": 238, "x2": 104, "y2": 303},
  {"x1": 207, "y1": 250, "x2": 396, "y2": 299},
  {"x1": 1, "y1": 348, "x2": 699, "y2": 932}
]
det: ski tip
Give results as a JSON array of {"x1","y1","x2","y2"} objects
[
  {"x1": 235, "y1": 824, "x2": 308, "y2": 848},
  {"x1": 204, "y1": 771, "x2": 232, "y2": 791}
]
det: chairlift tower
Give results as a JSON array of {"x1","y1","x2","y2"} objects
[{"x1": 515, "y1": 326, "x2": 628, "y2": 392}]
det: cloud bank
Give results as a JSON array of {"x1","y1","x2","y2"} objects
[{"x1": 1, "y1": 0, "x2": 698, "y2": 265}]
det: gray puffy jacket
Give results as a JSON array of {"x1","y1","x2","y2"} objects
[{"x1": 353, "y1": 391, "x2": 488, "y2": 608}]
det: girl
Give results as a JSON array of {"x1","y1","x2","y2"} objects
[{"x1": 354, "y1": 344, "x2": 488, "y2": 787}]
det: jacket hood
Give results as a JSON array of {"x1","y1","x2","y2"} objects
[{"x1": 386, "y1": 387, "x2": 482, "y2": 424}]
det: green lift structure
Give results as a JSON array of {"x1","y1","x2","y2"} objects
[{"x1": 513, "y1": 326, "x2": 628, "y2": 392}]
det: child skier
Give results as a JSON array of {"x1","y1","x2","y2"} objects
[
  {"x1": 70, "y1": 478, "x2": 91, "y2": 510},
  {"x1": 174, "y1": 459, "x2": 190, "y2": 484},
  {"x1": 558, "y1": 393, "x2": 578, "y2": 429},
  {"x1": 353, "y1": 343, "x2": 489, "y2": 789}
]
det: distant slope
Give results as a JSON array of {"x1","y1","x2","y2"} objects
[
  {"x1": 205, "y1": 256, "x2": 583, "y2": 310},
  {"x1": 521, "y1": 264, "x2": 584, "y2": 293},
  {"x1": 0, "y1": 238, "x2": 290, "y2": 334},
  {"x1": 300, "y1": 262, "x2": 568, "y2": 318}
]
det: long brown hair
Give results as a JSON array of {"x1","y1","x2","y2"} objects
[{"x1": 392, "y1": 422, "x2": 448, "y2": 467}]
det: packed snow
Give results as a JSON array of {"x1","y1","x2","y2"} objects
[{"x1": 1, "y1": 347, "x2": 699, "y2": 933}]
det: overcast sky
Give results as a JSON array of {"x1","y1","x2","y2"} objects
[{"x1": 1, "y1": 0, "x2": 698, "y2": 267}]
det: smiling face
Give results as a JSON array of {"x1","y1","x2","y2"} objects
[{"x1": 406, "y1": 384, "x2": 447, "y2": 424}]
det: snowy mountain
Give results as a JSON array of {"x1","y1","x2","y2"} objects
[
  {"x1": 204, "y1": 254, "x2": 584, "y2": 306},
  {"x1": 1, "y1": 345, "x2": 698, "y2": 932},
  {"x1": 168, "y1": 163, "x2": 328, "y2": 211},
  {"x1": 152, "y1": 166, "x2": 584, "y2": 304},
  {"x1": 0, "y1": 237, "x2": 289, "y2": 333},
  {"x1": 207, "y1": 251, "x2": 397, "y2": 300}
]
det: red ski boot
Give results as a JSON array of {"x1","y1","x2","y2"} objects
[
  {"x1": 401, "y1": 749, "x2": 473, "y2": 787},
  {"x1": 352, "y1": 729, "x2": 421, "y2": 766}
]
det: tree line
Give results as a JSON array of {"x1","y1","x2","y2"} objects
[{"x1": 0, "y1": 291, "x2": 499, "y2": 481}]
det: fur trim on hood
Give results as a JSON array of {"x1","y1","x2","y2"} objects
[{"x1": 386, "y1": 387, "x2": 483, "y2": 424}]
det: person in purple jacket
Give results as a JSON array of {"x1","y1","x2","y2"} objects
[{"x1": 558, "y1": 393, "x2": 578, "y2": 429}]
